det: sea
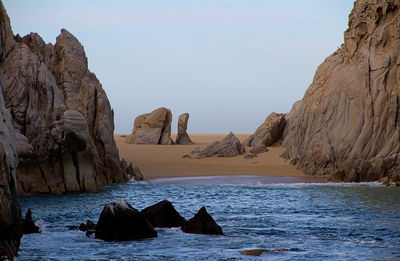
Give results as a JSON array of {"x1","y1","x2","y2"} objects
[{"x1": 17, "y1": 176, "x2": 400, "y2": 260}]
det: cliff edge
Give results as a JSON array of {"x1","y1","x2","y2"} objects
[{"x1": 283, "y1": 0, "x2": 400, "y2": 182}]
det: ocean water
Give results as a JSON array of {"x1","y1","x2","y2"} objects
[{"x1": 17, "y1": 176, "x2": 400, "y2": 260}]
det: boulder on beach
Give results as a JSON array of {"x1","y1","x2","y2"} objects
[
  {"x1": 95, "y1": 200, "x2": 157, "y2": 241},
  {"x1": 244, "y1": 113, "x2": 285, "y2": 148},
  {"x1": 249, "y1": 145, "x2": 268, "y2": 155},
  {"x1": 176, "y1": 113, "x2": 193, "y2": 145},
  {"x1": 120, "y1": 159, "x2": 144, "y2": 181},
  {"x1": 141, "y1": 200, "x2": 186, "y2": 228},
  {"x1": 181, "y1": 206, "x2": 223, "y2": 235},
  {"x1": 126, "y1": 107, "x2": 173, "y2": 145},
  {"x1": 195, "y1": 132, "x2": 245, "y2": 158}
]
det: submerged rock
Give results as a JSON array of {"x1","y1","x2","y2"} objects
[
  {"x1": 195, "y1": 132, "x2": 245, "y2": 158},
  {"x1": 176, "y1": 113, "x2": 193, "y2": 145},
  {"x1": 141, "y1": 200, "x2": 186, "y2": 228},
  {"x1": 181, "y1": 206, "x2": 223, "y2": 235},
  {"x1": 95, "y1": 200, "x2": 157, "y2": 241},
  {"x1": 126, "y1": 107, "x2": 173, "y2": 145}
]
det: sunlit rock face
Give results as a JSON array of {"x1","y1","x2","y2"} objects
[
  {"x1": 1, "y1": 17, "x2": 127, "y2": 193},
  {"x1": 282, "y1": 0, "x2": 400, "y2": 182}
]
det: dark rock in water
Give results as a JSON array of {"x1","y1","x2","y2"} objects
[
  {"x1": 141, "y1": 200, "x2": 186, "y2": 228},
  {"x1": 240, "y1": 249, "x2": 269, "y2": 256},
  {"x1": 196, "y1": 132, "x2": 245, "y2": 158},
  {"x1": 120, "y1": 159, "x2": 143, "y2": 181},
  {"x1": 176, "y1": 113, "x2": 193, "y2": 145},
  {"x1": 79, "y1": 220, "x2": 96, "y2": 232},
  {"x1": 95, "y1": 200, "x2": 157, "y2": 241},
  {"x1": 22, "y1": 209, "x2": 40, "y2": 234},
  {"x1": 181, "y1": 206, "x2": 223, "y2": 235},
  {"x1": 249, "y1": 145, "x2": 268, "y2": 155}
]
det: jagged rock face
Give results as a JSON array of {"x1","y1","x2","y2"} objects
[
  {"x1": 176, "y1": 113, "x2": 193, "y2": 145},
  {"x1": 0, "y1": 2, "x2": 22, "y2": 259},
  {"x1": 1, "y1": 27, "x2": 126, "y2": 193},
  {"x1": 125, "y1": 107, "x2": 173, "y2": 145},
  {"x1": 282, "y1": 0, "x2": 400, "y2": 181},
  {"x1": 196, "y1": 132, "x2": 245, "y2": 158},
  {"x1": 244, "y1": 112, "x2": 286, "y2": 147}
]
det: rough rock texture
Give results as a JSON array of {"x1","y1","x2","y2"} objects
[
  {"x1": 195, "y1": 132, "x2": 245, "y2": 158},
  {"x1": 282, "y1": 0, "x2": 400, "y2": 182},
  {"x1": 244, "y1": 113, "x2": 286, "y2": 147},
  {"x1": 126, "y1": 107, "x2": 173, "y2": 145},
  {"x1": 95, "y1": 200, "x2": 157, "y2": 241},
  {"x1": 120, "y1": 159, "x2": 143, "y2": 181},
  {"x1": 0, "y1": 2, "x2": 23, "y2": 259},
  {"x1": 249, "y1": 145, "x2": 268, "y2": 155},
  {"x1": 141, "y1": 200, "x2": 186, "y2": 228},
  {"x1": 181, "y1": 206, "x2": 223, "y2": 235},
  {"x1": 1, "y1": 26, "x2": 127, "y2": 193},
  {"x1": 176, "y1": 113, "x2": 193, "y2": 145}
]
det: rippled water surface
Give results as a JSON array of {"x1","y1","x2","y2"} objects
[{"x1": 18, "y1": 178, "x2": 400, "y2": 260}]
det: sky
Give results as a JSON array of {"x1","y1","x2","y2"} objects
[{"x1": 3, "y1": 0, "x2": 354, "y2": 134}]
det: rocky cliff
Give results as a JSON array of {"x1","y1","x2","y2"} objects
[
  {"x1": 0, "y1": 1, "x2": 22, "y2": 259},
  {"x1": 283, "y1": 0, "x2": 400, "y2": 182},
  {"x1": 0, "y1": 4, "x2": 127, "y2": 193}
]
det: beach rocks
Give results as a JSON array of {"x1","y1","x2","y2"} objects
[
  {"x1": 182, "y1": 206, "x2": 224, "y2": 235},
  {"x1": 176, "y1": 113, "x2": 193, "y2": 145},
  {"x1": 120, "y1": 159, "x2": 144, "y2": 181},
  {"x1": 95, "y1": 200, "x2": 157, "y2": 241},
  {"x1": 126, "y1": 107, "x2": 173, "y2": 145},
  {"x1": 195, "y1": 132, "x2": 245, "y2": 158},
  {"x1": 22, "y1": 209, "x2": 40, "y2": 234},
  {"x1": 282, "y1": 0, "x2": 400, "y2": 181},
  {"x1": 0, "y1": 24, "x2": 127, "y2": 194},
  {"x1": 249, "y1": 145, "x2": 268, "y2": 155},
  {"x1": 0, "y1": 2, "x2": 23, "y2": 259},
  {"x1": 141, "y1": 200, "x2": 186, "y2": 228},
  {"x1": 244, "y1": 113, "x2": 285, "y2": 148}
]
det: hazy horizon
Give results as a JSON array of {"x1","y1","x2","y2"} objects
[{"x1": 3, "y1": 0, "x2": 354, "y2": 134}]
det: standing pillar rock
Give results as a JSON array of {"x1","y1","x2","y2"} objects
[{"x1": 176, "y1": 113, "x2": 193, "y2": 145}]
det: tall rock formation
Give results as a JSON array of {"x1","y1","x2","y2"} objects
[
  {"x1": 0, "y1": 9, "x2": 127, "y2": 193},
  {"x1": 283, "y1": 0, "x2": 400, "y2": 182},
  {"x1": 125, "y1": 107, "x2": 173, "y2": 145},
  {"x1": 0, "y1": 1, "x2": 22, "y2": 258},
  {"x1": 176, "y1": 113, "x2": 193, "y2": 145}
]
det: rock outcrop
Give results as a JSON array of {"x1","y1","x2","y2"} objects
[
  {"x1": 181, "y1": 206, "x2": 223, "y2": 235},
  {"x1": 22, "y1": 209, "x2": 40, "y2": 234},
  {"x1": 141, "y1": 200, "x2": 186, "y2": 228},
  {"x1": 95, "y1": 200, "x2": 157, "y2": 241},
  {"x1": 176, "y1": 113, "x2": 193, "y2": 144},
  {"x1": 282, "y1": 0, "x2": 400, "y2": 182},
  {"x1": 244, "y1": 112, "x2": 285, "y2": 147},
  {"x1": 1, "y1": 24, "x2": 127, "y2": 193},
  {"x1": 0, "y1": 2, "x2": 23, "y2": 259},
  {"x1": 125, "y1": 107, "x2": 173, "y2": 145},
  {"x1": 195, "y1": 132, "x2": 245, "y2": 158}
]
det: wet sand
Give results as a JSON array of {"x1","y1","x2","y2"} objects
[{"x1": 115, "y1": 134, "x2": 327, "y2": 184}]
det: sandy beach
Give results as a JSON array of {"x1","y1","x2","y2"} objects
[{"x1": 115, "y1": 134, "x2": 326, "y2": 183}]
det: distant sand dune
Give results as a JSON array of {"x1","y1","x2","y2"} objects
[{"x1": 115, "y1": 134, "x2": 326, "y2": 182}]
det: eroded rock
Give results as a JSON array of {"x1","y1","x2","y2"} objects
[
  {"x1": 126, "y1": 107, "x2": 173, "y2": 145},
  {"x1": 195, "y1": 132, "x2": 245, "y2": 158},
  {"x1": 176, "y1": 113, "x2": 193, "y2": 145},
  {"x1": 22, "y1": 209, "x2": 40, "y2": 234},
  {"x1": 282, "y1": 1, "x2": 400, "y2": 182},
  {"x1": 245, "y1": 113, "x2": 285, "y2": 148}
]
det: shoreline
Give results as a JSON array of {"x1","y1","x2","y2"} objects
[{"x1": 115, "y1": 134, "x2": 327, "y2": 184}]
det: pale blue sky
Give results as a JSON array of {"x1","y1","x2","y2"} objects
[{"x1": 3, "y1": 0, "x2": 354, "y2": 134}]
